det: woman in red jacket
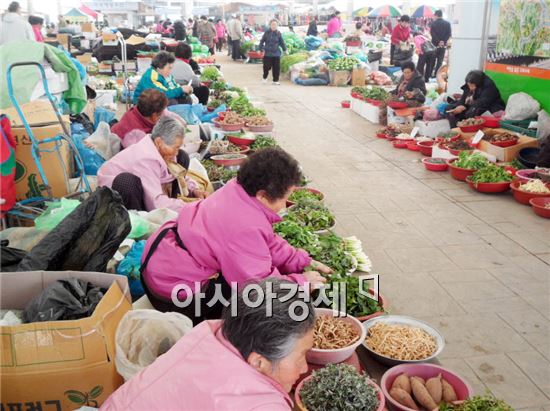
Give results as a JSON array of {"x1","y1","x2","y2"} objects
[{"x1": 390, "y1": 15, "x2": 411, "y2": 65}]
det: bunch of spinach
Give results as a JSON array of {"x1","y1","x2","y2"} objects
[
  {"x1": 309, "y1": 233, "x2": 355, "y2": 277},
  {"x1": 454, "y1": 151, "x2": 490, "y2": 170},
  {"x1": 288, "y1": 189, "x2": 322, "y2": 204},
  {"x1": 300, "y1": 364, "x2": 379, "y2": 411},
  {"x1": 323, "y1": 274, "x2": 383, "y2": 317},
  {"x1": 470, "y1": 164, "x2": 513, "y2": 183},
  {"x1": 286, "y1": 200, "x2": 335, "y2": 231},
  {"x1": 274, "y1": 220, "x2": 319, "y2": 252}
]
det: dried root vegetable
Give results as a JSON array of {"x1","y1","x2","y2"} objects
[
  {"x1": 426, "y1": 375, "x2": 443, "y2": 404},
  {"x1": 365, "y1": 323, "x2": 437, "y2": 361},
  {"x1": 442, "y1": 378, "x2": 458, "y2": 403},
  {"x1": 390, "y1": 388, "x2": 419, "y2": 410},
  {"x1": 391, "y1": 374, "x2": 412, "y2": 394},
  {"x1": 313, "y1": 315, "x2": 359, "y2": 350}
]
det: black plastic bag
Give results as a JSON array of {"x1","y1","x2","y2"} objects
[
  {"x1": 23, "y1": 278, "x2": 107, "y2": 323},
  {"x1": 0, "y1": 240, "x2": 27, "y2": 272},
  {"x1": 17, "y1": 187, "x2": 131, "y2": 272}
]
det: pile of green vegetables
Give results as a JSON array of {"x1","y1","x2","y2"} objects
[
  {"x1": 229, "y1": 95, "x2": 266, "y2": 117},
  {"x1": 440, "y1": 393, "x2": 513, "y2": 411},
  {"x1": 200, "y1": 66, "x2": 221, "y2": 81},
  {"x1": 281, "y1": 52, "x2": 309, "y2": 73},
  {"x1": 288, "y1": 189, "x2": 323, "y2": 204},
  {"x1": 300, "y1": 364, "x2": 380, "y2": 411},
  {"x1": 202, "y1": 160, "x2": 237, "y2": 183},
  {"x1": 286, "y1": 200, "x2": 335, "y2": 232},
  {"x1": 251, "y1": 135, "x2": 278, "y2": 150},
  {"x1": 328, "y1": 56, "x2": 360, "y2": 71},
  {"x1": 469, "y1": 164, "x2": 513, "y2": 183},
  {"x1": 454, "y1": 152, "x2": 490, "y2": 170},
  {"x1": 282, "y1": 32, "x2": 306, "y2": 54},
  {"x1": 322, "y1": 273, "x2": 383, "y2": 317},
  {"x1": 351, "y1": 86, "x2": 389, "y2": 101}
]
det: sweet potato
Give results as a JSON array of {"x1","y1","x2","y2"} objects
[
  {"x1": 411, "y1": 376, "x2": 438, "y2": 410},
  {"x1": 441, "y1": 378, "x2": 458, "y2": 402},
  {"x1": 391, "y1": 374, "x2": 412, "y2": 394},
  {"x1": 390, "y1": 387, "x2": 419, "y2": 410},
  {"x1": 426, "y1": 374, "x2": 443, "y2": 403}
]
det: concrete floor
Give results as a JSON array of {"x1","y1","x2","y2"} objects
[{"x1": 218, "y1": 55, "x2": 550, "y2": 410}]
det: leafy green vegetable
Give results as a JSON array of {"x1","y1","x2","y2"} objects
[
  {"x1": 251, "y1": 135, "x2": 278, "y2": 150},
  {"x1": 281, "y1": 52, "x2": 309, "y2": 73},
  {"x1": 228, "y1": 95, "x2": 266, "y2": 117},
  {"x1": 470, "y1": 164, "x2": 513, "y2": 183},
  {"x1": 200, "y1": 66, "x2": 221, "y2": 81},
  {"x1": 202, "y1": 160, "x2": 237, "y2": 183},
  {"x1": 207, "y1": 99, "x2": 223, "y2": 109},
  {"x1": 352, "y1": 86, "x2": 389, "y2": 101},
  {"x1": 328, "y1": 56, "x2": 360, "y2": 71},
  {"x1": 286, "y1": 200, "x2": 335, "y2": 232},
  {"x1": 288, "y1": 189, "x2": 322, "y2": 204},
  {"x1": 440, "y1": 393, "x2": 513, "y2": 411},
  {"x1": 309, "y1": 233, "x2": 355, "y2": 276},
  {"x1": 322, "y1": 274, "x2": 383, "y2": 317},
  {"x1": 510, "y1": 158, "x2": 527, "y2": 170},
  {"x1": 300, "y1": 364, "x2": 380, "y2": 411},
  {"x1": 454, "y1": 151, "x2": 490, "y2": 170},
  {"x1": 274, "y1": 220, "x2": 320, "y2": 252}
]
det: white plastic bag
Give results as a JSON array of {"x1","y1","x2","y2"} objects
[
  {"x1": 504, "y1": 92, "x2": 541, "y2": 121},
  {"x1": 115, "y1": 309, "x2": 193, "y2": 381},
  {"x1": 85, "y1": 122, "x2": 121, "y2": 160}
]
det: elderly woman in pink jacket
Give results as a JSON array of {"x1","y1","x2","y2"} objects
[
  {"x1": 140, "y1": 148, "x2": 331, "y2": 324},
  {"x1": 101, "y1": 279, "x2": 316, "y2": 410},
  {"x1": 97, "y1": 116, "x2": 207, "y2": 212}
]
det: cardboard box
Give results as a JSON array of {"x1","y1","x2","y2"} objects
[
  {"x1": 102, "y1": 33, "x2": 118, "y2": 46},
  {"x1": 351, "y1": 68, "x2": 366, "y2": 86},
  {"x1": 478, "y1": 133, "x2": 539, "y2": 162},
  {"x1": 76, "y1": 53, "x2": 93, "y2": 65},
  {"x1": 329, "y1": 70, "x2": 351, "y2": 86},
  {"x1": 57, "y1": 34, "x2": 70, "y2": 51},
  {"x1": 81, "y1": 22, "x2": 93, "y2": 33},
  {"x1": 0, "y1": 101, "x2": 72, "y2": 200},
  {"x1": 0, "y1": 271, "x2": 131, "y2": 411}
]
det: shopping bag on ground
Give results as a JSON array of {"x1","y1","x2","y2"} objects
[{"x1": 115, "y1": 309, "x2": 193, "y2": 381}]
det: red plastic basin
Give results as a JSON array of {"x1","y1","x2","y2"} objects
[
  {"x1": 480, "y1": 115, "x2": 501, "y2": 128},
  {"x1": 393, "y1": 140, "x2": 409, "y2": 149},
  {"x1": 459, "y1": 122, "x2": 484, "y2": 133},
  {"x1": 511, "y1": 180, "x2": 550, "y2": 205},
  {"x1": 490, "y1": 138, "x2": 519, "y2": 148},
  {"x1": 388, "y1": 101, "x2": 408, "y2": 109},
  {"x1": 529, "y1": 197, "x2": 550, "y2": 218},
  {"x1": 376, "y1": 132, "x2": 387, "y2": 139},
  {"x1": 515, "y1": 169, "x2": 540, "y2": 183},
  {"x1": 407, "y1": 140, "x2": 421, "y2": 151},
  {"x1": 447, "y1": 158, "x2": 477, "y2": 182},
  {"x1": 466, "y1": 177, "x2": 511, "y2": 193},
  {"x1": 417, "y1": 140, "x2": 435, "y2": 157},
  {"x1": 341, "y1": 100, "x2": 351, "y2": 108},
  {"x1": 381, "y1": 363, "x2": 473, "y2": 411},
  {"x1": 367, "y1": 98, "x2": 383, "y2": 107},
  {"x1": 228, "y1": 135, "x2": 255, "y2": 146},
  {"x1": 422, "y1": 157, "x2": 448, "y2": 171}
]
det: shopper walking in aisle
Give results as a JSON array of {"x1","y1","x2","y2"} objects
[
  {"x1": 430, "y1": 10, "x2": 451, "y2": 78},
  {"x1": 326, "y1": 11, "x2": 343, "y2": 38},
  {"x1": 390, "y1": 15, "x2": 411, "y2": 65},
  {"x1": 215, "y1": 19, "x2": 226, "y2": 52},
  {"x1": 197, "y1": 15, "x2": 216, "y2": 55},
  {"x1": 413, "y1": 31, "x2": 436, "y2": 82},
  {"x1": 307, "y1": 15, "x2": 318, "y2": 36},
  {"x1": 259, "y1": 19, "x2": 286, "y2": 85},
  {"x1": 227, "y1": 14, "x2": 244, "y2": 61},
  {"x1": 0, "y1": 1, "x2": 35, "y2": 45}
]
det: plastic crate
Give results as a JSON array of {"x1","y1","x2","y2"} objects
[{"x1": 500, "y1": 119, "x2": 537, "y2": 138}]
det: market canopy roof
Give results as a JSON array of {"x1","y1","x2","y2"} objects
[
  {"x1": 368, "y1": 5, "x2": 401, "y2": 18},
  {"x1": 353, "y1": 6, "x2": 372, "y2": 17},
  {"x1": 64, "y1": 8, "x2": 88, "y2": 17},
  {"x1": 411, "y1": 5, "x2": 436, "y2": 18},
  {"x1": 79, "y1": 4, "x2": 99, "y2": 19}
]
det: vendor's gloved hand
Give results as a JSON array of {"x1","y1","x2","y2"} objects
[
  {"x1": 310, "y1": 260, "x2": 333, "y2": 275},
  {"x1": 181, "y1": 85, "x2": 193, "y2": 94},
  {"x1": 193, "y1": 189, "x2": 208, "y2": 199},
  {"x1": 303, "y1": 271, "x2": 327, "y2": 289}
]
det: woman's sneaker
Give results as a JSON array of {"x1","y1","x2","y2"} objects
[{"x1": 272, "y1": 81, "x2": 281, "y2": 85}]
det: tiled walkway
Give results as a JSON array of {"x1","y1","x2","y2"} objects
[{"x1": 220, "y1": 55, "x2": 550, "y2": 410}]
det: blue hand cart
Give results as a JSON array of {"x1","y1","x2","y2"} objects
[{"x1": 4, "y1": 61, "x2": 91, "y2": 226}]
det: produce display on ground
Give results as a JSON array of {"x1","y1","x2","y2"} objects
[
  {"x1": 313, "y1": 315, "x2": 360, "y2": 349},
  {"x1": 299, "y1": 364, "x2": 381, "y2": 411},
  {"x1": 469, "y1": 164, "x2": 514, "y2": 183}
]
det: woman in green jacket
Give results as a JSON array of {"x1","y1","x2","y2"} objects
[{"x1": 133, "y1": 51, "x2": 193, "y2": 105}]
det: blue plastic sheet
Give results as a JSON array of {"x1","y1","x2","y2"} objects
[
  {"x1": 200, "y1": 104, "x2": 226, "y2": 123},
  {"x1": 94, "y1": 107, "x2": 116, "y2": 131},
  {"x1": 168, "y1": 104, "x2": 203, "y2": 125},
  {"x1": 116, "y1": 240, "x2": 146, "y2": 299},
  {"x1": 71, "y1": 123, "x2": 105, "y2": 176}
]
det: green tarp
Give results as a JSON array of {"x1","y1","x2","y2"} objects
[{"x1": 0, "y1": 41, "x2": 87, "y2": 114}]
